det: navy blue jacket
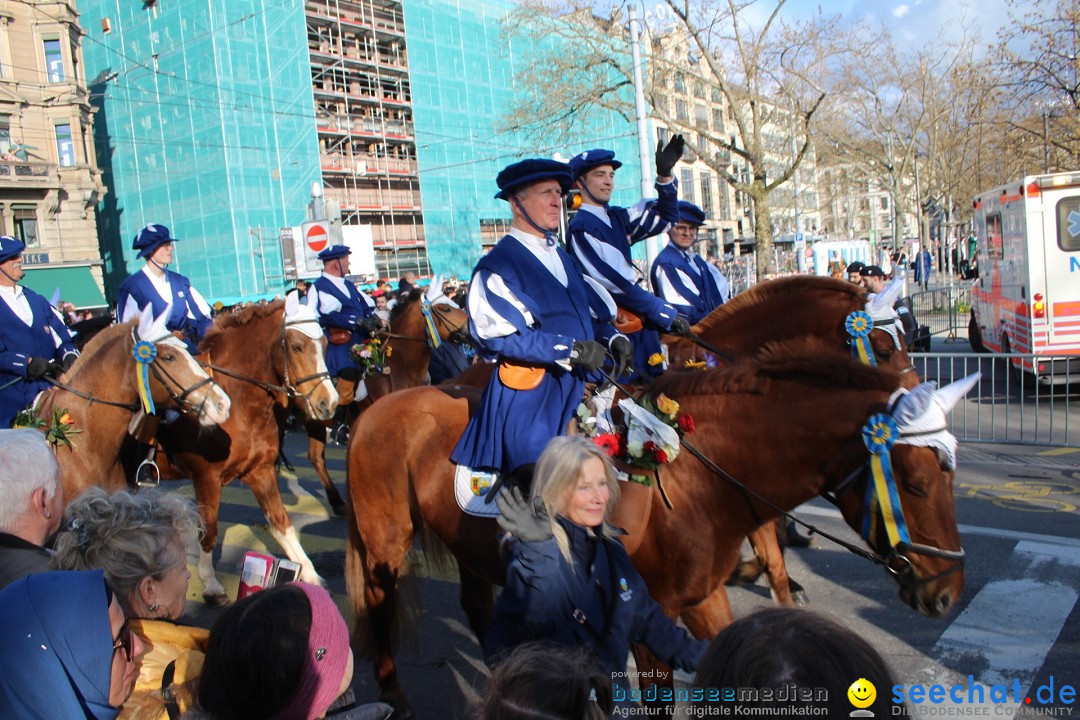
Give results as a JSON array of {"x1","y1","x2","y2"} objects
[
  {"x1": 0, "y1": 287, "x2": 77, "y2": 427},
  {"x1": 311, "y1": 274, "x2": 376, "y2": 378},
  {"x1": 116, "y1": 268, "x2": 212, "y2": 354},
  {"x1": 483, "y1": 516, "x2": 705, "y2": 679}
]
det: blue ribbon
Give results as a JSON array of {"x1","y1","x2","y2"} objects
[
  {"x1": 846, "y1": 310, "x2": 876, "y2": 367},
  {"x1": 132, "y1": 339, "x2": 157, "y2": 416},
  {"x1": 420, "y1": 298, "x2": 442, "y2": 350},
  {"x1": 860, "y1": 413, "x2": 910, "y2": 548}
]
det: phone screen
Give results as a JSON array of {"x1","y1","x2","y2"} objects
[{"x1": 274, "y1": 562, "x2": 300, "y2": 585}]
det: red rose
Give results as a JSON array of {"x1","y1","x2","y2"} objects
[
  {"x1": 655, "y1": 448, "x2": 669, "y2": 463},
  {"x1": 642, "y1": 441, "x2": 657, "y2": 453},
  {"x1": 677, "y1": 415, "x2": 695, "y2": 434},
  {"x1": 593, "y1": 434, "x2": 621, "y2": 457}
]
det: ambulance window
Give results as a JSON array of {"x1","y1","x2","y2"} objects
[
  {"x1": 986, "y1": 213, "x2": 1003, "y2": 258},
  {"x1": 1057, "y1": 197, "x2": 1080, "y2": 252}
]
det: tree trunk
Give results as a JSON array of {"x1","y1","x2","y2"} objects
[{"x1": 752, "y1": 195, "x2": 775, "y2": 278}]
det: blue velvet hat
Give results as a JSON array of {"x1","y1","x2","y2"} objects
[
  {"x1": 567, "y1": 149, "x2": 622, "y2": 181},
  {"x1": 676, "y1": 201, "x2": 706, "y2": 226},
  {"x1": 0, "y1": 235, "x2": 25, "y2": 263},
  {"x1": 317, "y1": 244, "x2": 351, "y2": 262},
  {"x1": 494, "y1": 159, "x2": 573, "y2": 200},
  {"x1": 132, "y1": 224, "x2": 177, "y2": 259}
]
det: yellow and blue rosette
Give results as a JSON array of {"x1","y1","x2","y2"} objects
[
  {"x1": 860, "y1": 413, "x2": 910, "y2": 548},
  {"x1": 845, "y1": 310, "x2": 877, "y2": 366},
  {"x1": 132, "y1": 340, "x2": 157, "y2": 416},
  {"x1": 420, "y1": 298, "x2": 442, "y2": 349}
]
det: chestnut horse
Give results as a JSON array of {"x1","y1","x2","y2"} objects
[
  {"x1": 146, "y1": 293, "x2": 339, "y2": 601},
  {"x1": 300, "y1": 291, "x2": 469, "y2": 515},
  {"x1": 344, "y1": 338, "x2": 967, "y2": 713},
  {"x1": 34, "y1": 306, "x2": 231, "y2": 502}
]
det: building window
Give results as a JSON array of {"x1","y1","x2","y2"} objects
[
  {"x1": 719, "y1": 181, "x2": 731, "y2": 221},
  {"x1": 675, "y1": 100, "x2": 688, "y2": 123},
  {"x1": 712, "y1": 108, "x2": 724, "y2": 133},
  {"x1": 681, "y1": 169, "x2": 694, "y2": 202},
  {"x1": 55, "y1": 123, "x2": 74, "y2": 166},
  {"x1": 858, "y1": 198, "x2": 870, "y2": 212},
  {"x1": 700, "y1": 174, "x2": 713, "y2": 216},
  {"x1": 880, "y1": 196, "x2": 889, "y2": 210},
  {"x1": 0, "y1": 115, "x2": 9, "y2": 154},
  {"x1": 693, "y1": 81, "x2": 705, "y2": 99},
  {"x1": 14, "y1": 208, "x2": 39, "y2": 248},
  {"x1": 674, "y1": 73, "x2": 685, "y2": 92},
  {"x1": 657, "y1": 127, "x2": 670, "y2": 145},
  {"x1": 695, "y1": 104, "x2": 708, "y2": 128},
  {"x1": 43, "y1": 38, "x2": 65, "y2": 83}
]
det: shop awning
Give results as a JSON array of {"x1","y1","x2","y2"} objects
[{"x1": 21, "y1": 266, "x2": 108, "y2": 309}]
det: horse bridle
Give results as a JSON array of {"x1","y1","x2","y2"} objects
[
  {"x1": 379, "y1": 297, "x2": 471, "y2": 346},
  {"x1": 141, "y1": 333, "x2": 220, "y2": 417},
  {"x1": 200, "y1": 317, "x2": 331, "y2": 413}
]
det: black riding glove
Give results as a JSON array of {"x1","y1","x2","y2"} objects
[
  {"x1": 496, "y1": 487, "x2": 553, "y2": 543},
  {"x1": 44, "y1": 360, "x2": 65, "y2": 379},
  {"x1": 61, "y1": 353, "x2": 78, "y2": 372},
  {"x1": 669, "y1": 316, "x2": 692, "y2": 336},
  {"x1": 25, "y1": 357, "x2": 52, "y2": 380},
  {"x1": 655, "y1": 135, "x2": 685, "y2": 178},
  {"x1": 609, "y1": 335, "x2": 633, "y2": 378},
  {"x1": 569, "y1": 340, "x2": 606, "y2": 373},
  {"x1": 358, "y1": 315, "x2": 382, "y2": 333}
]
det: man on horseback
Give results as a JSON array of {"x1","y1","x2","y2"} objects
[
  {"x1": 450, "y1": 159, "x2": 630, "y2": 493},
  {"x1": 0, "y1": 236, "x2": 79, "y2": 428},
  {"x1": 650, "y1": 201, "x2": 730, "y2": 324},
  {"x1": 311, "y1": 244, "x2": 381, "y2": 443},
  {"x1": 566, "y1": 140, "x2": 691, "y2": 378},
  {"x1": 116, "y1": 224, "x2": 213, "y2": 355}
]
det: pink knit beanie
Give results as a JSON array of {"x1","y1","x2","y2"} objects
[{"x1": 271, "y1": 582, "x2": 351, "y2": 720}]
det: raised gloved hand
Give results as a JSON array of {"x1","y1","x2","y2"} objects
[
  {"x1": 25, "y1": 357, "x2": 52, "y2": 380},
  {"x1": 655, "y1": 135, "x2": 685, "y2": 178},
  {"x1": 496, "y1": 486, "x2": 553, "y2": 543},
  {"x1": 570, "y1": 340, "x2": 606, "y2": 373},
  {"x1": 669, "y1": 316, "x2": 692, "y2": 336},
  {"x1": 609, "y1": 335, "x2": 633, "y2": 378}
]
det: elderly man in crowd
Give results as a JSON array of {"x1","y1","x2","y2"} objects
[{"x1": 0, "y1": 429, "x2": 63, "y2": 589}]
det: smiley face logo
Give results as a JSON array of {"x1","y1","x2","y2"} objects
[{"x1": 848, "y1": 678, "x2": 876, "y2": 709}]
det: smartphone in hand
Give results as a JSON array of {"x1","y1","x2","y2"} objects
[
  {"x1": 273, "y1": 560, "x2": 301, "y2": 586},
  {"x1": 237, "y1": 551, "x2": 275, "y2": 600}
]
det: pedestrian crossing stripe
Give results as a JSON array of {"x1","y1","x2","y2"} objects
[{"x1": 1037, "y1": 447, "x2": 1080, "y2": 457}]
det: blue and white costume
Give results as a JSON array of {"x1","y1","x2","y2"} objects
[
  {"x1": 566, "y1": 149, "x2": 680, "y2": 376},
  {"x1": 117, "y1": 224, "x2": 212, "y2": 355},
  {"x1": 310, "y1": 245, "x2": 376, "y2": 379},
  {"x1": 650, "y1": 201, "x2": 729, "y2": 324},
  {"x1": 0, "y1": 236, "x2": 78, "y2": 427},
  {"x1": 451, "y1": 228, "x2": 620, "y2": 474}
]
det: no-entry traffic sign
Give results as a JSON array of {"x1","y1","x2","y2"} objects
[{"x1": 303, "y1": 221, "x2": 330, "y2": 253}]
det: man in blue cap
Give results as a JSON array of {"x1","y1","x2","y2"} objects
[
  {"x1": 650, "y1": 201, "x2": 729, "y2": 324},
  {"x1": 116, "y1": 224, "x2": 213, "y2": 354},
  {"x1": 0, "y1": 236, "x2": 79, "y2": 427},
  {"x1": 566, "y1": 138, "x2": 690, "y2": 378},
  {"x1": 451, "y1": 158, "x2": 630, "y2": 493},
  {"x1": 311, "y1": 244, "x2": 380, "y2": 443}
]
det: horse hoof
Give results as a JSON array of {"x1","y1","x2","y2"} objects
[
  {"x1": 331, "y1": 500, "x2": 348, "y2": 517},
  {"x1": 792, "y1": 590, "x2": 810, "y2": 606},
  {"x1": 203, "y1": 590, "x2": 231, "y2": 607}
]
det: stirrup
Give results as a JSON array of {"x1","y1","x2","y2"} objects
[{"x1": 136, "y1": 457, "x2": 161, "y2": 487}]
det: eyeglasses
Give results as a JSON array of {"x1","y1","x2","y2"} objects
[
  {"x1": 112, "y1": 619, "x2": 133, "y2": 662},
  {"x1": 672, "y1": 225, "x2": 698, "y2": 235}
]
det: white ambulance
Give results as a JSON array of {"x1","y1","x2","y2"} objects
[{"x1": 969, "y1": 171, "x2": 1080, "y2": 384}]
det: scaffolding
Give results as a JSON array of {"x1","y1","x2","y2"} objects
[{"x1": 305, "y1": 0, "x2": 428, "y2": 279}]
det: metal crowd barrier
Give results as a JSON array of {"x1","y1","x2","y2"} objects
[
  {"x1": 907, "y1": 285, "x2": 973, "y2": 339},
  {"x1": 912, "y1": 351, "x2": 1077, "y2": 447}
]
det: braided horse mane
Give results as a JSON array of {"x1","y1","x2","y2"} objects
[{"x1": 650, "y1": 334, "x2": 902, "y2": 399}]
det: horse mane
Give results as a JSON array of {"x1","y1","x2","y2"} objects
[
  {"x1": 695, "y1": 275, "x2": 865, "y2": 335},
  {"x1": 388, "y1": 292, "x2": 420, "y2": 326},
  {"x1": 650, "y1": 335, "x2": 902, "y2": 398},
  {"x1": 70, "y1": 320, "x2": 133, "y2": 367},
  {"x1": 201, "y1": 299, "x2": 285, "y2": 350}
]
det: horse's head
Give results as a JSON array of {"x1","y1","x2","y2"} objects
[
  {"x1": 286, "y1": 289, "x2": 338, "y2": 421},
  {"x1": 863, "y1": 279, "x2": 919, "y2": 389},
  {"x1": 135, "y1": 305, "x2": 231, "y2": 426},
  {"x1": 833, "y1": 374, "x2": 979, "y2": 617},
  {"x1": 424, "y1": 279, "x2": 470, "y2": 345}
]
